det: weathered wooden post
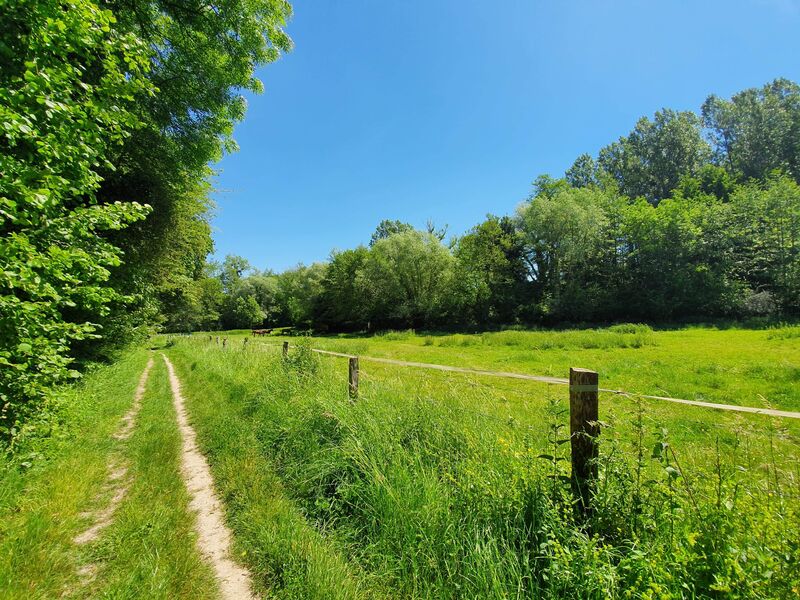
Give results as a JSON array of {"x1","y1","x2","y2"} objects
[
  {"x1": 208, "y1": 335, "x2": 212, "y2": 342},
  {"x1": 243, "y1": 337, "x2": 248, "y2": 349},
  {"x1": 348, "y1": 357, "x2": 359, "y2": 399},
  {"x1": 215, "y1": 336, "x2": 219, "y2": 345},
  {"x1": 222, "y1": 337, "x2": 227, "y2": 349},
  {"x1": 282, "y1": 341, "x2": 289, "y2": 358},
  {"x1": 569, "y1": 367, "x2": 599, "y2": 516}
]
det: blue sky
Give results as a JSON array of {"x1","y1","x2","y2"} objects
[{"x1": 210, "y1": 0, "x2": 800, "y2": 272}]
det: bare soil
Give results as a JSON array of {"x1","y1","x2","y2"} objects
[{"x1": 162, "y1": 354, "x2": 257, "y2": 600}]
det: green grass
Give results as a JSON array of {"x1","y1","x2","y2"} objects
[
  {"x1": 211, "y1": 324, "x2": 800, "y2": 412},
  {"x1": 0, "y1": 350, "x2": 217, "y2": 599},
  {"x1": 3, "y1": 326, "x2": 798, "y2": 598},
  {"x1": 0, "y1": 349, "x2": 150, "y2": 598},
  {"x1": 169, "y1": 327, "x2": 800, "y2": 599},
  {"x1": 168, "y1": 346, "x2": 386, "y2": 599},
  {"x1": 85, "y1": 356, "x2": 219, "y2": 599}
]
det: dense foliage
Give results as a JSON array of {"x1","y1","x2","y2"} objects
[
  {"x1": 0, "y1": 0, "x2": 291, "y2": 445},
  {"x1": 191, "y1": 79, "x2": 800, "y2": 333}
]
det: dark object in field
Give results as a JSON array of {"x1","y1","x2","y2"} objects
[
  {"x1": 251, "y1": 328, "x2": 273, "y2": 336},
  {"x1": 569, "y1": 368, "x2": 599, "y2": 517},
  {"x1": 348, "y1": 357, "x2": 359, "y2": 400}
]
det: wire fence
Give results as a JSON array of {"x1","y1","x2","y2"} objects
[
  {"x1": 233, "y1": 337, "x2": 800, "y2": 421},
  {"x1": 178, "y1": 333, "x2": 800, "y2": 512}
]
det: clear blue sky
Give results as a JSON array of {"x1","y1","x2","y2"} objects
[{"x1": 210, "y1": 0, "x2": 800, "y2": 272}]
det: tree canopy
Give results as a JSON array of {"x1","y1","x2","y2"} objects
[{"x1": 1, "y1": 0, "x2": 291, "y2": 444}]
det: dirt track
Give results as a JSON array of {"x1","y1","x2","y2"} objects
[{"x1": 162, "y1": 354, "x2": 257, "y2": 600}]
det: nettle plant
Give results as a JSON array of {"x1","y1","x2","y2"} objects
[{"x1": 0, "y1": 0, "x2": 151, "y2": 445}]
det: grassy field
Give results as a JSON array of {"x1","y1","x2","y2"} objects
[
  {"x1": 168, "y1": 324, "x2": 800, "y2": 598},
  {"x1": 221, "y1": 324, "x2": 800, "y2": 411},
  {"x1": 2, "y1": 325, "x2": 797, "y2": 598}
]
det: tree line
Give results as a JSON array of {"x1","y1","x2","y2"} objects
[
  {"x1": 181, "y1": 79, "x2": 800, "y2": 334},
  {"x1": 1, "y1": 0, "x2": 292, "y2": 445}
]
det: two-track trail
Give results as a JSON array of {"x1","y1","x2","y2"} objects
[{"x1": 162, "y1": 354, "x2": 257, "y2": 600}]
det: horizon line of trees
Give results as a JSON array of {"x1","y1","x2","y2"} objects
[{"x1": 171, "y1": 78, "x2": 800, "y2": 333}]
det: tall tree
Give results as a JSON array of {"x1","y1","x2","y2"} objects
[
  {"x1": 702, "y1": 78, "x2": 800, "y2": 182},
  {"x1": 359, "y1": 231, "x2": 455, "y2": 327},
  {"x1": 275, "y1": 264, "x2": 326, "y2": 327},
  {"x1": 0, "y1": 0, "x2": 152, "y2": 441},
  {"x1": 565, "y1": 154, "x2": 600, "y2": 188},
  {"x1": 727, "y1": 175, "x2": 800, "y2": 313},
  {"x1": 516, "y1": 186, "x2": 613, "y2": 319},
  {"x1": 369, "y1": 219, "x2": 414, "y2": 246},
  {"x1": 454, "y1": 216, "x2": 529, "y2": 325},
  {"x1": 92, "y1": 0, "x2": 293, "y2": 351},
  {"x1": 598, "y1": 109, "x2": 712, "y2": 203},
  {"x1": 314, "y1": 247, "x2": 370, "y2": 330}
]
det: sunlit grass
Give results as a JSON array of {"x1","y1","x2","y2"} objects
[
  {"x1": 0, "y1": 351, "x2": 218, "y2": 599},
  {"x1": 169, "y1": 327, "x2": 800, "y2": 598}
]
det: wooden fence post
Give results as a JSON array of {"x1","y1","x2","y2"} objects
[
  {"x1": 243, "y1": 337, "x2": 248, "y2": 349},
  {"x1": 349, "y1": 356, "x2": 359, "y2": 400},
  {"x1": 569, "y1": 367, "x2": 599, "y2": 516},
  {"x1": 222, "y1": 337, "x2": 227, "y2": 349},
  {"x1": 215, "y1": 336, "x2": 219, "y2": 345},
  {"x1": 282, "y1": 341, "x2": 289, "y2": 358}
]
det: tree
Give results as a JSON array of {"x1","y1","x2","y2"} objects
[
  {"x1": 314, "y1": 247, "x2": 370, "y2": 330},
  {"x1": 238, "y1": 273, "x2": 281, "y2": 324},
  {"x1": 675, "y1": 164, "x2": 737, "y2": 202},
  {"x1": 516, "y1": 186, "x2": 613, "y2": 319},
  {"x1": 566, "y1": 154, "x2": 600, "y2": 188},
  {"x1": 369, "y1": 219, "x2": 414, "y2": 246},
  {"x1": 726, "y1": 174, "x2": 800, "y2": 313},
  {"x1": 702, "y1": 78, "x2": 800, "y2": 182},
  {"x1": 218, "y1": 255, "x2": 252, "y2": 293},
  {"x1": 598, "y1": 109, "x2": 712, "y2": 203},
  {"x1": 359, "y1": 231, "x2": 456, "y2": 327},
  {"x1": 0, "y1": 0, "x2": 151, "y2": 442},
  {"x1": 619, "y1": 196, "x2": 734, "y2": 319},
  {"x1": 275, "y1": 264, "x2": 326, "y2": 327},
  {"x1": 222, "y1": 295, "x2": 263, "y2": 329},
  {"x1": 91, "y1": 0, "x2": 292, "y2": 354},
  {"x1": 1, "y1": 0, "x2": 293, "y2": 444},
  {"x1": 453, "y1": 216, "x2": 529, "y2": 325}
]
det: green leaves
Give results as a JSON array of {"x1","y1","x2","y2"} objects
[{"x1": 0, "y1": 0, "x2": 151, "y2": 444}]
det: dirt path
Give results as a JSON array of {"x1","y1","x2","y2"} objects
[
  {"x1": 73, "y1": 357, "x2": 154, "y2": 547},
  {"x1": 162, "y1": 354, "x2": 257, "y2": 600}
]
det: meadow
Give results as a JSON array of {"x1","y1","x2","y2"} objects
[{"x1": 167, "y1": 324, "x2": 800, "y2": 598}]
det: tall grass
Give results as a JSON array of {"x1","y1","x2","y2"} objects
[
  {"x1": 169, "y1": 338, "x2": 800, "y2": 599},
  {"x1": 430, "y1": 325, "x2": 655, "y2": 350},
  {"x1": 767, "y1": 325, "x2": 800, "y2": 340}
]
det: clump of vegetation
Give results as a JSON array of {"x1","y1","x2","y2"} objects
[
  {"x1": 282, "y1": 337, "x2": 320, "y2": 379},
  {"x1": 470, "y1": 327, "x2": 654, "y2": 350},
  {"x1": 767, "y1": 325, "x2": 800, "y2": 340},
  {"x1": 376, "y1": 329, "x2": 417, "y2": 342},
  {"x1": 167, "y1": 337, "x2": 800, "y2": 598}
]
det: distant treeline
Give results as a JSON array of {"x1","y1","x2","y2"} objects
[{"x1": 175, "y1": 79, "x2": 800, "y2": 333}]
